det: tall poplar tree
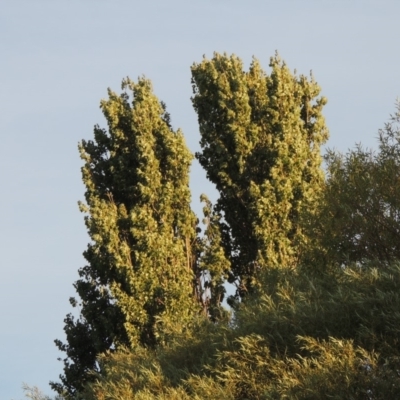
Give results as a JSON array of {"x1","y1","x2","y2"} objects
[
  {"x1": 52, "y1": 77, "x2": 199, "y2": 397},
  {"x1": 191, "y1": 53, "x2": 328, "y2": 299}
]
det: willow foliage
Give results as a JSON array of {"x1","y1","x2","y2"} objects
[{"x1": 81, "y1": 262, "x2": 400, "y2": 399}]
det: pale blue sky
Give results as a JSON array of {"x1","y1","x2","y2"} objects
[{"x1": 1, "y1": 1, "x2": 399, "y2": 398}]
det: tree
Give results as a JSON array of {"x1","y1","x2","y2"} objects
[
  {"x1": 190, "y1": 53, "x2": 329, "y2": 301},
  {"x1": 79, "y1": 262, "x2": 400, "y2": 400},
  {"x1": 75, "y1": 100, "x2": 400, "y2": 400},
  {"x1": 310, "y1": 100, "x2": 400, "y2": 269},
  {"x1": 51, "y1": 77, "x2": 199, "y2": 397},
  {"x1": 18, "y1": 383, "x2": 64, "y2": 400},
  {"x1": 198, "y1": 194, "x2": 231, "y2": 322},
  {"x1": 48, "y1": 54, "x2": 400, "y2": 400}
]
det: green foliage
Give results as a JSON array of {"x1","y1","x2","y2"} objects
[
  {"x1": 51, "y1": 53, "x2": 400, "y2": 400},
  {"x1": 80, "y1": 317, "x2": 231, "y2": 400},
  {"x1": 198, "y1": 194, "x2": 231, "y2": 321},
  {"x1": 52, "y1": 77, "x2": 199, "y2": 397},
  {"x1": 80, "y1": 262, "x2": 400, "y2": 399},
  {"x1": 191, "y1": 53, "x2": 328, "y2": 300},
  {"x1": 308, "y1": 100, "x2": 400, "y2": 269}
]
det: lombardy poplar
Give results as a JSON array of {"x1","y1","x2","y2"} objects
[
  {"x1": 191, "y1": 53, "x2": 329, "y2": 299},
  {"x1": 52, "y1": 78, "x2": 199, "y2": 397},
  {"x1": 52, "y1": 53, "x2": 330, "y2": 398}
]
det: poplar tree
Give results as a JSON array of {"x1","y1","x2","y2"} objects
[
  {"x1": 52, "y1": 77, "x2": 199, "y2": 397},
  {"x1": 198, "y1": 194, "x2": 231, "y2": 322},
  {"x1": 191, "y1": 53, "x2": 329, "y2": 299}
]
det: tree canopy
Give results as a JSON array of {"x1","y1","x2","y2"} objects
[
  {"x1": 52, "y1": 77, "x2": 199, "y2": 397},
  {"x1": 48, "y1": 54, "x2": 400, "y2": 400},
  {"x1": 191, "y1": 53, "x2": 328, "y2": 302}
]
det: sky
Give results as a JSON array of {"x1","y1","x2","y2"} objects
[{"x1": 1, "y1": 1, "x2": 399, "y2": 398}]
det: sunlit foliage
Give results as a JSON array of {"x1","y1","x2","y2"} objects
[
  {"x1": 52, "y1": 78, "x2": 199, "y2": 397},
  {"x1": 48, "y1": 54, "x2": 400, "y2": 400},
  {"x1": 191, "y1": 53, "x2": 328, "y2": 301}
]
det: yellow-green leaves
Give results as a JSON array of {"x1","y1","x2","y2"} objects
[
  {"x1": 56, "y1": 52, "x2": 330, "y2": 397},
  {"x1": 191, "y1": 53, "x2": 328, "y2": 300},
  {"x1": 81, "y1": 262, "x2": 400, "y2": 400},
  {"x1": 54, "y1": 77, "x2": 199, "y2": 397}
]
